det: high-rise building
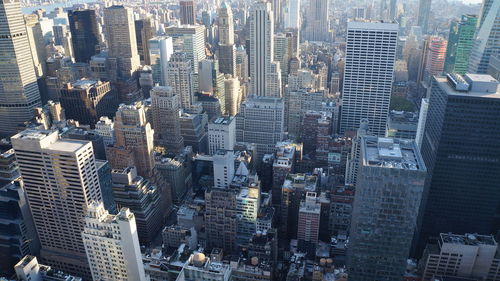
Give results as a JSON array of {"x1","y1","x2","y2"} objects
[
  {"x1": 236, "y1": 95, "x2": 284, "y2": 158},
  {"x1": 415, "y1": 98, "x2": 429, "y2": 148},
  {"x1": 417, "y1": 0, "x2": 432, "y2": 34},
  {"x1": 150, "y1": 86, "x2": 184, "y2": 153},
  {"x1": 104, "y1": 5, "x2": 141, "y2": 80},
  {"x1": 205, "y1": 186, "x2": 238, "y2": 253},
  {"x1": 340, "y1": 21, "x2": 398, "y2": 136},
  {"x1": 94, "y1": 116, "x2": 115, "y2": 147},
  {"x1": 11, "y1": 129, "x2": 102, "y2": 279},
  {"x1": 111, "y1": 167, "x2": 166, "y2": 244},
  {"x1": 348, "y1": 137, "x2": 426, "y2": 280},
  {"x1": 468, "y1": 0, "x2": 500, "y2": 74},
  {"x1": 165, "y1": 25, "x2": 206, "y2": 73},
  {"x1": 235, "y1": 46, "x2": 249, "y2": 83},
  {"x1": 297, "y1": 192, "x2": 321, "y2": 243},
  {"x1": 179, "y1": 0, "x2": 196, "y2": 25},
  {"x1": 106, "y1": 103, "x2": 155, "y2": 178},
  {"x1": 303, "y1": 0, "x2": 330, "y2": 42},
  {"x1": 424, "y1": 36, "x2": 448, "y2": 82},
  {"x1": 224, "y1": 76, "x2": 241, "y2": 116},
  {"x1": 416, "y1": 74, "x2": 500, "y2": 255},
  {"x1": 213, "y1": 150, "x2": 235, "y2": 189},
  {"x1": 68, "y1": 9, "x2": 100, "y2": 63},
  {"x1": 149, "y1": 36, "x2": 174, "y2": 86},
  {"x1": 249, "y1": 1, "x2": 279, "y2": 96},
  {"x1": 0, "y1": 0, "x2": 42, "y2": 137},
  {"x1": 208, "y1": 116, "x2": 236, "y2": 155},
  {"x1": 24, "y1": 14, "x2": 46, "y2": 78},
  {"x1": 135, "y1": 18, "x2": 154, "y2": 65},
  {"x1": 199, "y1": 59, "x2": 226, "y2": 112},
  {"x1": 217, "y1": 2, "x2": 236, "y2": 76},
  {"x1": 167, "y1": 52, "x2": 195, "y2": 109},
  {"x1": 82, "y1": 202, "x2": 146, "y2": 281},
  {"x1": 444, "y1": 15, "x2": 478, "y2": 74},
  {"x1": 283, "y1": 0, "x2": 300, "y2": 29}
]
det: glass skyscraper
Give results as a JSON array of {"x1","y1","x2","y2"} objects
[{"x1": 444, "y1": 14, "x2": 478, "y2": 74}]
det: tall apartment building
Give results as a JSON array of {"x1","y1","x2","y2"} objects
[
  {"x1": 303, "y1": 0, "x2": 330, "y2": 42},
  {"x1": 444, "y1": 15, "x2": 478, "y2": 74},
  {"x1": 0, "y1": 0, "x2": 42, "y2": 137},
  {"x1": 340, "y1": 21, "x2": 398, "y2": 136},
  {"x1": 111, "y1": 167, "x2": 165, "y2": 244},
  {"x1": 249, "y1": 1, "x2": 281, "y2": 97},
  {"x1": 420, "y1": 233, "x2": 500, "y2": 281},
  {"x1": 106, "y1": 103, "x2": 155, "y2": 178},
  {"x1": 179, "y1": 0, "x2": 196, "y2": 25},
  {"x1": 468, "y1": 0, "x2": 500, "y2": 74},
  {"x1": 167, "y1": 52, "x2": 195, "y2": 109},
  {"x1": 68, "y1": 9, "x2": 100, "y2": 63},
  {"x1": 165, "y1": 25, "x2": 206, "y2": 73},
  {"x1": 104, "y1": 5, "x2": 140, "y2": 80},
  {"x1": 218, "y1": 2, "x2": 236, "y2": 76},
  {"x1": 297, "y1": 192, "x2": 321, "y2": 243},
  {"x1": 11, "y1": 130, "x2": 102, "y2": 279},
  {"x1": 416, "y1": 74, "x2": 500, "y2": 255},
  {"x1": 150, "y1": 86, "x2": 184, "y2": 153},
  {"x1": 208, "y1": 116, "x2": 236, "y2": 155},
  {"x1": 82, "y1": 202, "x2": 146, "y2": 281},
  {"x1": 59, "y1": 79, "x2": 114, "y2": 126},
  {"x1": 347, "y1": 137, "x2": 426, "y2": 281},
  {"x1": 236, "y1": 95, "x2": 284, "y2": 158},
  {"x1": 417, "y1": 0, "x2": 432, "y2": 34},
  {"x1": 135, "y1": 18, "x2": 154, "y2": 65}
]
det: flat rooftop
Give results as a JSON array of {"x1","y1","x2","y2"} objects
[
  {"x1": 440, "y1": 233, "x2": 497, "y2": 247},
  {"x1": 362, "y1": 137, "x2": 425, "y2": 171},
  {"x1": 211, "y1": 116, "x2": 234, "y2": 125},
  {"x1": 347, "y1": 20, "x2": 399, "y2": 31},
  {"x1": 437, "y1": 75, "x2": 500, "y2": 98}
]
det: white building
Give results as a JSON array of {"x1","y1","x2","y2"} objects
[
  {"x1": 224, "y1": 76, "x2": 242, "y2": 116},
  {"x1": 208, "y1": 116, "x2": 236, "y2": 155},
  {"x1": 165, "y1": 25, "x2": 206, "y2": 73},
  {"x1": 11, "y1": 129, "x2": 102, "y2": 279},
  {"x1": 415, "y1": 98, "x2": 429, "y2": 148},
  {"x1": 168, "y1": 52, "x2": 195, "y2": 110},
  {"x1": 150, "y1": 86, "x2": 184, "y2": 152},
  {"x1": 149, "y1": 36, "x2": 174, "y2": 86},
  {"x1": 284, "y1": 0, "x2": 300, "y2": 29},
  {"x1": 95, "y1": 116, "x2": 115, "y2": 147},
  {"x1": 340, "y1": 21, "x2": 398, "y2": 136},
  {"x1": 82, "y1": 202, "x2": 146, "y2": 281},
  {"x1": 213, "y1": 150, "x2": 235, "y2": 188}
]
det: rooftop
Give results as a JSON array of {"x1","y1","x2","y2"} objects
[
  {"x1": 211, "y1": 116, "x2": 234, "y2": 125},
  {"x1": 362, "y1": 137, "x2": 425, "y2": 171},
  {"x1": 439, "y1": 74, "x2": 500, "y2": 98},
  {"x1": 440, "y1": 233, "x2": 497, "y2": 247}
]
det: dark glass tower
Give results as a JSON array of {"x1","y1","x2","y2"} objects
[
  {"x1": 416, "y1": 74, "x2": 500, "y2": 255},
  {"x1": 68, "y1": 9, "x2": 100, "y2": 63}
]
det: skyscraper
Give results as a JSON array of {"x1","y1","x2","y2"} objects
[
  {"x1": 224, "y1": 75, "x2": 241, "y2": 116},
  {"x1": 348, "y1": 137, "x2": 426, "y2": 280},
  {"x1": 417, "y1": 0, "x2": 432, "y2": 34},
  {"x1": 165, "y1": 25, "x2": 206, "y2": 73},
  {"x1": 135, "y1": 18, "x2": 154, "y2": 65},
  {"x1": 416, "y1": 73, "x2": 500, "y2": 255},
  {"x1": 167, "y1": 52, "x2": 195, "y2": 109},
  {"x1": 12, "y1": 129, "x2": 102, "y2": 279},
  {"x1": 149, "y1": 36, "x2": 174, "y2": 86},
  {"x1": 104, "y1": 5, "x2": 140, "y2": 80},
  {"x1": 24, "y1": 14, "x2": 46, "y2": 78},
  {"x1": 297, "y1": 192, "x2": 321, "y2": 243},
  {"x1": 0, "y1": 0, "x2": 42, "y2": 137},
  {"x1": 468, "y1": 0, "x2": 500, "y2": 74},
  {"x1": 82, "y1": 202, "x2": 146, "y2": 281},
  {"x1": 180, "y1": 0, "x2": 196, "y2": 25},
  {"x1": 68, "y1": 9, "x2": 100, "y2": 63},
  {"x1": 249, "y1": 1, "x2": 277, "y2": 96},
  {"x1": 303, "y1": 0, "x2": 330, "y2": 42},
  {"x1": 218, "y1": 2, "x2": 236, "y2": 76},
  {"x1": 340, "y1": 21, "x2": 398, "y2": 136},
  {"x1": 444, "y1": 15, "x2": 478, "y2": 74},
  {"x1": 150, "y1": 86, "x2": 184, "y2": 153},
  {"x1": 424, "y1": 36, "x2": 448, "y2": 81},
  {"x1": 283, "y1": 0, "x2": 300, "y2": 29}
]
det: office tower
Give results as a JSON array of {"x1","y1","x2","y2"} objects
[
  {"x1": 303, "y1": 0, "x2": 330, "y2": 42},
  {"x1": 224, "y1": 76, "x2": 241, "y2": 116},
  {"x1": 177, "y1": 253, "x2": 231, "y2": 281},
  {"x1": 59, "y1": 79, "x2": 114, "y2": 126},
  {"x1": 135, "y1": 18, "x2": 154, "y2": 65},
  {"x1": 111, "y1": 167, "x2": 165, "y2": 244},
  {"x1": 340, "y1": 22, "x2": 398, "y2": 136},
  {"x1": 104, "y1": 6, "x2": 140, "y2": 80},
  {"x1": 284, "y1": 0, "x2": 300, "y2": 29},
  {"x1": 180, "y1": 112, "x2": 209, "y2": 153},
  {"x1": 444, "y1": 15, "x2": 478, "y2": 74},
  {"x1": 236, "y1": 95, "x2": 284, "y2": 158},
  {"x1": 218, "y1": 2, "x2": 236, "y2": 76},
  {"x1": 424, "y1": 36, "x2": 448, "y2": 82},
  {"x1": 165, "y1": 25, "x2": 206, "y2": 73},
  {"x1": 274, "y1": 33, "x2": 295, "y2": 83},
  {"x1": 417, "y1": 0, "x2": 432, "y2": 34},
  {"x1": 468, "y1": 0, "x2": 500, "y2": 74},
  {"x1": 155, "y1": 151, "x2": 192, "y2": 203},
  {"x1": 389, "y1": 0, "x2": 398, "y2": 20},
  {"x1": 168, "y1": 52, "x2": 195, "y2": 109},
  {"x1": 420, "y1": 233, "x2": 500, "y2": 280},
  {"x1": 213, "y1": 150, "x2": 235, "y2": 189},
  {"x1": 199, "y1": 59, "x2": 226, "y2": 112},
  {"x1": 52, "y1": 24, "x2": 67, "y2": 46},
  {"x1": 348, "y1": 137, "x2": 426, "y2": 280},
  {"x1": 82, "y1": 202, "x2": 146, "y2": 281},
  {"x1": 297, "y1": 192, "x2": 321, "y2": 243},
  {"x1": 14, "y1": 256, "x2": 82, "y2": 281},
  {"x1": 68, "y1": 9, "x2": 100, "y2": 63},
  {"x1": 150, "y1": 86, "x2": 184, "y2": 152},
  {"x1": 12, "y1": 130, "x2": 102, "y2": 279},
  {"x1": 180, "y1": 0, "x2": 196, "y2": 25},
  {"x1": 106, "y1": 103, "x2": 155, "y2": 178},
  {"x1": 235, "y1": 46, "x2": 249, "y2": 83},
  {"x1": 416, "y1": 74, "x2": 500, "y2": 255},
  {"x1": 149, "y1": 36, "x2": 174, "y2": 86},
  {"x1": 94, "y1": 116, "x2": 115, "y2": 146},
  {"x1": 24, "y1": 14, "x2": 46, "y2": 78},
  {"x1": 249, "y1": 1, "x2": 278, "y2": 96},
  {"x1": 415, "y1": 98, "x2": 429, "y2": 148},
  {"x1": 0, "y1": 0, "x2": 42, "y2": 137},
  {"x1": 205, "y1": 184, "x2": 238, "y2": 253},
  {"x1": 95, "y1": 159, "x2": 117, "y2": 214},
  {"x1": 208, "y1": 116, "x2": 236, "y2": 155}
]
